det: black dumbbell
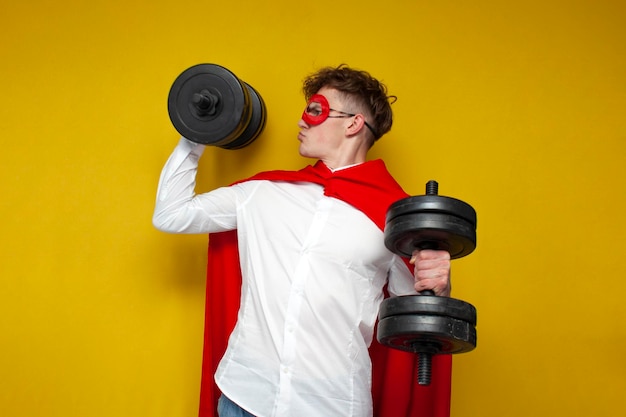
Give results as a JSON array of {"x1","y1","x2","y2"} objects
[
  {"x1": 168, "y1": 64, "x2": 266, "y2": 149},
  {"x1": 377, "y1": 180, "x2": 477, "y2": 385}
]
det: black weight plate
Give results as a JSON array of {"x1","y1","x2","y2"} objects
[
  {"x1": 387, "y1": 195, "x2": 477, "y2": 227},
  {"x1": 377, "y1": 315, "x2": 476, "y2": 354},
  {"x1": 378, "y1": 295, "x2": 477, "y2": 325},
  {"x1": 384, "y1": 212, "x2": 476, "y2": 258},
  {"x1": 221, "y1": 83, "x2": 266, "y2": 149},
  {"x1": 168, "y1": 64, "x2": 248, "y2": 146}
]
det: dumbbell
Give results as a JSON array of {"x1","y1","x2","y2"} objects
[
  {"x1": 377, "y1": 180, "x2": 477, "y2": 385},
  {"x1": 168, "y1": 63, "x2": 266, "y2": 149}
]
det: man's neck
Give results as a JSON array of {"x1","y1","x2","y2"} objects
[{"x1": 320, "y1": 149, "x2": 368, "y2": 171}]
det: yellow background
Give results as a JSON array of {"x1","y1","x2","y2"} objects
[{"x1": 1, "y1": 1, "x2": 624, "y2": 416}]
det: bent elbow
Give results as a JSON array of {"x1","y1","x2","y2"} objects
[{"x1": 152, "y1": 210, "x2": 176, "y2": 233}]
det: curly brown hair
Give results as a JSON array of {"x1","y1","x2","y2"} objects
[{"x1": 302, "y1": 64, "x2": 396, "y2": 143}]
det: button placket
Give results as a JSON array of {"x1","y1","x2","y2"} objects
[{"x1": 275, "y1": 197, "x2": 332, "y2": 415}]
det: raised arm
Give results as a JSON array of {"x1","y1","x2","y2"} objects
[{"x1": 152, "y1": 137, "x2": 238, "y2": 234}]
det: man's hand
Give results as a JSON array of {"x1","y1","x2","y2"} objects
[{"x1": 410, "y1": 249, "x2": 451, "y2": 297}]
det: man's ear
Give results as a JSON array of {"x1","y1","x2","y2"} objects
[{"x1": 346, "y1": 114, "x2": 367, "y2": 137}]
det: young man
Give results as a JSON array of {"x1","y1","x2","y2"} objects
[{"x1": 153, "y1": 65, "x2": 451, "y2": 417}]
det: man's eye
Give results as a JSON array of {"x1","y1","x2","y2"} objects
[
  {"x1": 306, "y1": 103, "x2": 322, "y2": 116},
  {"x1": 306, "y1": 105, "x2": 321, "y2": 116}
]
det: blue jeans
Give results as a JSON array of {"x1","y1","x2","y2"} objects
[{"x1": 217, "y1": 394, "x2": 256, "y2": 417}]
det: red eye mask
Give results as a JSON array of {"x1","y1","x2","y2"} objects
[{"x1": 302, "y1": 94, "x2": 330, "y2": 125}]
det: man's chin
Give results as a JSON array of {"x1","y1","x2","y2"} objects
[{"x1": 298, "y1": 144, "x2": 311, "y2": 158}]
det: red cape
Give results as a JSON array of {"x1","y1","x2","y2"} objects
[{"x1": 198, "y1": 160, "x2": 452, "y2": 416}]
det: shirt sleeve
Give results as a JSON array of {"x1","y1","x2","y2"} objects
[
  {"x1": 152, "y1": 137, "x2": 239, "y2": 234},
  {"x1": 386, "y1": 255, "x2": 418, "y2": 297}
]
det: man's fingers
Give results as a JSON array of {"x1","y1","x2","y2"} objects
[{"x1": 411, "y1": 249, "x2": 451, "y2": 261}]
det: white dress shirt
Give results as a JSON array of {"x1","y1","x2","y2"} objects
[{"x1": 153, "y1": 138, "x2": 416, "y2": 417}]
